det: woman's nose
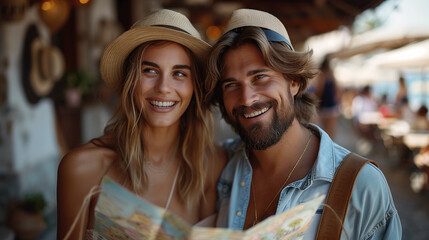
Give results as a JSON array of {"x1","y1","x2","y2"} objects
[{"x1": 154, "y1": 75, "x2": 171, "y2": 93}]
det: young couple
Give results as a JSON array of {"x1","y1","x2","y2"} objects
[{"x1": 57, "y1": 9, "x2": 402, "y2": 239}]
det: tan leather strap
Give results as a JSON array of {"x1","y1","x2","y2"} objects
[{"x1": 316, "y1": 152, "x2": 378, "y2": 240}]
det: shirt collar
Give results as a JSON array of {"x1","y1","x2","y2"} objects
[
  {"x1": 307, "y1": 123, "x2": 337, "y2": 182},
  {"x1": 230, "y1": 123, "x2": 340, "y2": 188},
  {"x1": 285, "y1": 123, "x2": 339, "y2": 190}
]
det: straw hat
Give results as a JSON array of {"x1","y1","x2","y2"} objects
[
  {"x1": 223, "y1": 8, "x2": 294, "y2": 51},
  {"x1": 100, "y1": 9, "x2": 211, "y2": 94},
  {"x1": 29, "y1": 38, "x2": 65, "y2": 97}
]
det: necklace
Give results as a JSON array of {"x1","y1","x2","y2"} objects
[{"x1": 251, "y1": 132, "x2": 312, "y2": 226}]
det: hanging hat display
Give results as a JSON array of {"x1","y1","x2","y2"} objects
[
  {"x1": 22, "y1": 24, "x2": 65, "y2": 104},
  {"x1": 30, "y1": 38, "x2": 65, "y2": 96}
]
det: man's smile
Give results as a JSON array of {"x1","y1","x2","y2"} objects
[{"x1": 244, "y1": 107, "x2": 270, "y2": 119}]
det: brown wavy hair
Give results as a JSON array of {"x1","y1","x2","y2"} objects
[
  {"x1": 104, "y1": 41, "x2": 215, "y2": 207},
  {"x1": 205, "y1": 27, "x2": 319, "y2": 123}
]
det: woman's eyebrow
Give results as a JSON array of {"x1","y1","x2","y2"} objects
[
  {"x1": 142, "y1": 61, "x2": 190, "y2": 70},
  {"x1": 220, "y1": 78, "x2": 236, "y2": 84},
  {"x1": 142, "y1": 61, "x2": 158, "y2": 68},
  {"x1": 173, "y1": 64, "x2": 191, "y2": 70}
]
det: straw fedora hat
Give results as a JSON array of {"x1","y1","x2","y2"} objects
[
  {"x1": 223, "y1": 8, "x2": 294, "y2": 51},
  {"x1": 29, "y1": 38, "x2": 65, "y2": 97},
  {"x1": 100, "y1": 9, "x2": 211, "y2": 94}
]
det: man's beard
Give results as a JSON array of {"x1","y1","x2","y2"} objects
[{"x1": 229, "y1": 100, "x2": 294, "y2": 150}]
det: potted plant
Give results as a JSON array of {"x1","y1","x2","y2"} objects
[
  {"x1": 9, "y1": 193, "x2": 47, "y2": 240},
  {"x1": 63, "y1": 69, "x2": 96, "y2": 107}
]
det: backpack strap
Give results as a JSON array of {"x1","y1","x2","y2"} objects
[{"x1": 316, "y1": 152, "x2": 378, "y2": 240}]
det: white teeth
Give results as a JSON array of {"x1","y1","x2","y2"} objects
[
  {"x1": 244, "y1": 107, "x2": 269, "y2": 118},
  {"x1": 150, "y1": 100, "x2": 175, "y2": 108}
]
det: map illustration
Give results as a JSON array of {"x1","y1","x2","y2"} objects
[{"x1": 91, "y1": 177, "x2": 324, "y2": 240}]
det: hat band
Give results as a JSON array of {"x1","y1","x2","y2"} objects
[
  {"x1": 153, "y1": 24, "x2": 191, "y2": 35},
  {"x1": 262, "y1": 28, "x2": 294, "y2": 51}
]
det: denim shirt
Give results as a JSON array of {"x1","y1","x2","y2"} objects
[{"x1": 216, "y1": 124, "x2": 402, "y2": 240}]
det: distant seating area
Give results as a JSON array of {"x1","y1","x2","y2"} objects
[{"x1": 353, "y1": 111, "x2": 429, "y2": 193}]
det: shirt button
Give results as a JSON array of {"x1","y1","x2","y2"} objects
[
  {"x1": 240, "y1": 181, "x2": 245, "y2": 187},
  {"x1": 236, "y1": 211, "x2": 242, "y2": 217},
  {"x1": 223, "y1": 187, "x2": 228, "y2": 193}
]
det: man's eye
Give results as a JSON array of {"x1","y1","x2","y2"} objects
[{"x1": 255, "y1": 74, "x2": 266, "y2": 80}]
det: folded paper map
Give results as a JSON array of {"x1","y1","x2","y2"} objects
[{"x1": 91, "y1": 177, "x2": 325, "y2": 240}]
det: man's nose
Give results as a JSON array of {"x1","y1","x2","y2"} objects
[{"x1": 240, "y1": 84, "x2": 258, "y2": 106}]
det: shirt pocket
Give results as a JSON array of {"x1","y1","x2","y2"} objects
[{"x1": 217, "y1": 178, "x2": 232, "y2": 199}]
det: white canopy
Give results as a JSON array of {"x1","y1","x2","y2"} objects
[
  {"x1": 366, "y1": 39, "x2": 429, "y2": 69},
  {"x1": 332, "y1": 53, "x2": 398, "y2": 87}
]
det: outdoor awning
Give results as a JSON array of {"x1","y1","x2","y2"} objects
[
  {"x1": 332, "y1": 53, "x2": 398, "y2": 87},
  {"x1": 366, "y1": 39, "x2": 429, "y2": 69}
]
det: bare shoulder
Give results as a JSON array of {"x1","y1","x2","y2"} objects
[
  {"x1": 58, "y1": 140, "x2": 117, "y2": 187},
  {"x1": 57, "y1": 139, "x2": 119, "y2": 239}
]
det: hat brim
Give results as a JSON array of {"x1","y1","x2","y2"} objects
[{"x1": 100, "y1": 26, "x2": 211, "y2": 94}]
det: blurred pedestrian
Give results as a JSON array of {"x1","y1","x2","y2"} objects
[
  {"x1": 395, "y1": 75, "x2": 408, "y2": 111},
  {"x1": 313, "y1": 56, "x2": 341, "y2": 139},
  {"x1": 351, "y1": 85, "x2": 378, "y2": 139},
  {"x1": 397, "y1": 97, "x2": 416, "y2": 126}
]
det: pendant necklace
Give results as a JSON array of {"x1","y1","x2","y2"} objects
[{"x1": 251, "y1": 132, "x2": 312, "y2": 226}]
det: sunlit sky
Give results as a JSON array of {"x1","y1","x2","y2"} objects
[{"x1": 354, "y1": 0, "x2": 429, "y2": 33}]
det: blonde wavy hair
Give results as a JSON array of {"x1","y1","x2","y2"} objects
[{"x1": 104, "y1": 41, "x2": 215, "y2": 207}]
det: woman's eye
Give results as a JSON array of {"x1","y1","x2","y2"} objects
[
  {"x1": 142, "y1": 68, "x2": 157, "y2": 74},
  {"x1": 174, "y1": 71, "x2": 187, "y2": 77},
  {"x1": 223, "y1": 82, "x2": 237, "y2": 90}
]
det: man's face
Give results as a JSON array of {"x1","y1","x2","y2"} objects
[{"x1": 220, "y1": 43, "x2": 300, "y2": 150}]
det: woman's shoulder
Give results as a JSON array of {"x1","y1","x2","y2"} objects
[
  {"x1": 57, "y1": 137, "x2": 119, "y2": 239},
  {"x1": 58, "y1": 137, "x2": 117, "y2": 182}
]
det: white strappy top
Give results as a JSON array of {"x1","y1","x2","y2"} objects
[{"x1": 164, "y1": 164, "x2": 180, "y2": 211}]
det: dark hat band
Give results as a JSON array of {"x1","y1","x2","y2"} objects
[{"x1": 262, "y1": 28, "x2": 294, "y2": 51}]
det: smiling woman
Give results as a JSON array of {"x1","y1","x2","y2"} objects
[
  {"x1": 56, "y1": 9, "x2": 226, "y2": 240},
  {"x1": 135, "y1": 42, "x2": 194, "y2": 128}
]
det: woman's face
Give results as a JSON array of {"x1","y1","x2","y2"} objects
[{"x1": 135, "y1": 42, "x2": 194, "y2": 129}]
